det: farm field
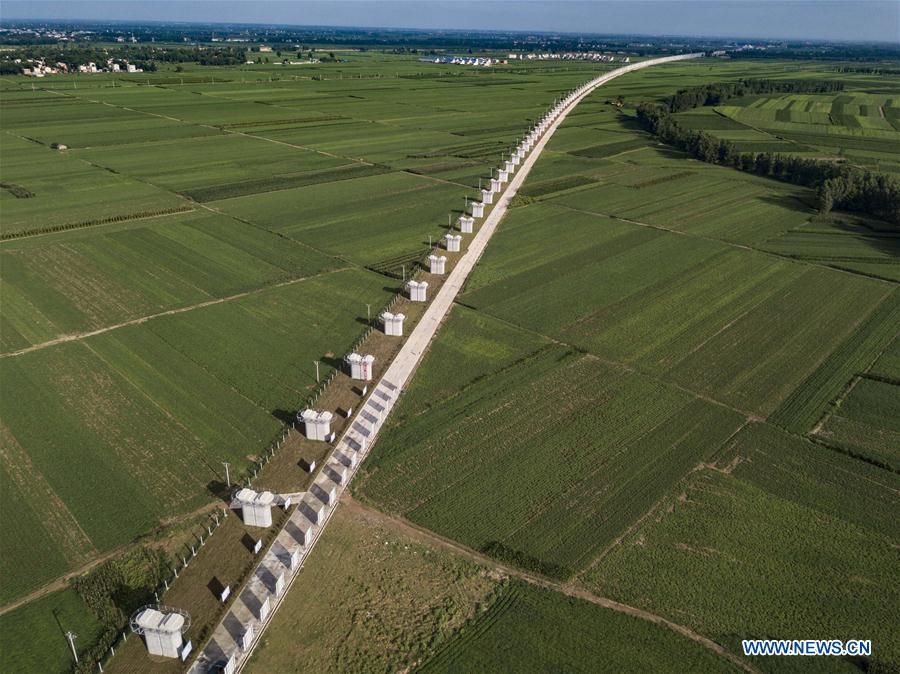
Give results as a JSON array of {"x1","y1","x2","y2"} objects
[
  {"x1": 0, "y1": 133, "x2": 186, "y2": 236},
  {"x1": 757, "y1": 212, "x2": 900, "y2": 281},
  {"x1": 351, "y1": 56, "x2": 899, "y2": 673},
  {"x1": 584, "y1": 423, "x2": 900, "y2": 673},
  {"x1": 356, "y1": 312, "x2": 746, "y2": 579},
  {"x1": 246, "y1": 501, "x2": 739, "y2": 674},
  {"x1": 1, "y1": 51, "x2": 608, "y2": 616},
  {"x1": 0, "y1": 210, "x2": 339, "y2": 352},
  {"x1": 0, "y1": 269, "x2": 392, "y2": 603},
  {"x1": 3, "y1": 45, "x2": 900, "y2": 674},
  {"x1": 459, "y1": 196, "x2": 894, "y2": 419},
  {"x1": 812, "y1": 377, "x2": 900, "y2": 470},
  {"x1": 0, "y1": 588, "x2": 103, "y2": 674},
  {"x1": 419, "y1": 579, "x2": 738, "y2": 674}
]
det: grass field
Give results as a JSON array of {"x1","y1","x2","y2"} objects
[{"x1": 245, "y1": 502, "x2": 497, "y2": 674}]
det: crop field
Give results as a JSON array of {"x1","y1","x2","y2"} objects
[
  {"x1": 459, "y1": 198, "x2": 893, "y2": 419},
  {"x1": 356, "y1": 321, "x2": 745, "y2": 578},
  {"x1": 0, "y1": 211, "x2": 339, "y2": 352},
  {"x1": 3, "y1": 46, "x2": 899, "y2": 674},
  {"x1": 0, "y1": 588, "x2": 103, "y2": 673},
  {"x1": 0, "y1": 269, "x2": 392, "y2": 602},
  {"x1": 246, "y1": 499, "x2": 738, "y2": 674},
  {"x1": 1, "y1": 49, "x2": 618, "y2": 616},
  {"x1": 0, "y1": 133, "x2": 186, "y2": 236},
  {"x1": 757, "y1": 212, "x2": 900, "y2": 281},
  {"x1": 420, "y1": 579, "x2": 738, "y2": 674},
  {"x1": 351, "y1": 57, "x2": 899, "y2": 672},
  {"x1": 210, "y1": 171, "x2": 468, "y2": 266},
  {"x1": 674, "y1": 89, "x2": 900, "y2": 177},
  {"x1": 813, "y1": 377, "x2": 900, "y2": 470},
  {"x1": 869, "y1": 334, "x2": 900, "y2": 380},
  {"x1": 585, "y1": 423, "x2": 900, "y2": 672}
]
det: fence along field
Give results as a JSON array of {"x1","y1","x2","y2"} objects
[{"x1": 584, "y1": 423, "x2": 900, "y2": 673}]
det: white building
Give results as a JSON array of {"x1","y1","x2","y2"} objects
[
  {"x1": 470, "y1": 201, "x2": 484, "y2": 218},
  {"x1": 381, "y1": 311, "x2": 406, "y2": 336},
  {"x1": 445, "y1": 234, "x2": 462, "y2": 252},
  {"x1": 346, "y1": 352, "x2": 375, "y2": 381},
  {"x1": 131, "y1": 607, "x2": 188, "y2": 659},
  {"x1": 235, "y1": 488, "x2": 276, "y2": 527},
  {"x1": 481, "y1": 188, "x2": 493, "y2": 204},
  {"x1": 458, "y1": 215, "x2": 474, "y2": 233},
  {"x1": 408, "y1": 280, "x2": 428, "y2": 301},
  {"x1": 300, "y1": 409, "x2": 333, "y2": 441},
  {"x1": 498, "y1": 169, "x2": 509, "y2": 182},
  {"x1": 490, "y1": 178, "x2": 502, "y2": 193},
  {"x1": 428, "y1": 255, "x2": 447, "y2": 275}
]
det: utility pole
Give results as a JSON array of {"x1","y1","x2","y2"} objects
[
  {"x1": 314, "y1": 361, "x2": 320, "y2": 382},
  {"x1": 222, "y1": 462, "x2": 231, "y2": 488},
  {"x1": 366, "y1": 304, "x2": 371, "y2": 321},
  {"x1": 65, "y1": 631, "x2": 78, "y2": 663}
]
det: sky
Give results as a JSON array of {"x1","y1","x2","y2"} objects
[{"x1": 2, "y1": 1, "x2": 899, "y2": 43}]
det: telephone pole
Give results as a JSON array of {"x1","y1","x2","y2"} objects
[{"x1": 222, "y1": 462, "x2": 231, "y2": 488}]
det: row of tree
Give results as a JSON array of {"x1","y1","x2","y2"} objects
[
  {"x1": 635, "y1": 102, "x2": 900, "y2": 225},
  {"x1": 664, "y1": 78, "x2": 844, "y2": 113},
  {"x1": 832, "y1": 65, "x2": 900, "y2": 76}
]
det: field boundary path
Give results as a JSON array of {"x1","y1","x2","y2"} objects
[
  {"x1": 187, "y1": 53, "x2": 703, "y2": 674},
  {"x1": 342, "y1": 496, "x2": 760, "y2": 674}
]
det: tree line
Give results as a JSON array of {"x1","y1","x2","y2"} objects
[
  {"x1": 664, "y1": 78, "x2": 844, "y2": 113},
  {"x1": 634, "y1": 83, "x2": 899, "y2": 225}
]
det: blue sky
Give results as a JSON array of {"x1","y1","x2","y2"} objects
[{"x1": 2, "y1": 1, "x2": 899, "y2": 43}]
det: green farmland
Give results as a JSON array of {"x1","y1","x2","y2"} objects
[
  {"x1": 419, "y1": 579, "x2": 739, "y2": 674},
  {"x1": 2, "y1": 41, "x2": 899, "y2": 674},
  {"x1": 354, "y1": 56, "x2": 900, "y2": 673},
  {"x1": 0, "y1": 47, "x2": 618, "y2": 655}
]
